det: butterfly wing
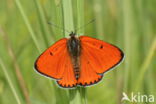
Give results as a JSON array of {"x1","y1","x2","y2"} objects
[
  {"x1": 56, "y1": 54, "x2": 77, "y2": 87},
  {"x1": 35, "y1": 38, "x2": 77, "y2": 87},
  {"x1": 78, "y1": 50, "x2": 103, "y2": 86},
  {"x1": 78, "y1": 36, "x2": 124, "y2": 86}
]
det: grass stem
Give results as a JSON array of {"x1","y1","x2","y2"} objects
[
  {"x1": 0, "y1": 27, "x2": 30, "y2": 104},
  {"x1": 135, "y1": 35, "x2": 156, "y2": 91},
  {"x1": 62, "y1": 0, "x2": 86, "y2": 104},
  {"x1": 14, "y1": 0, "x2": 41, "y2": 52},
  {"x1": 0, "y1": 59, "x2": 22, "y2": 104}
]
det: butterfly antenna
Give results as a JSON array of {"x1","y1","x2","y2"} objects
[
  {"x1": 75, "y1": 19, "x2": 95, "y2": 33},
  {"x1": 48, "y1": 22, "x2": 71, "y2": 34}
]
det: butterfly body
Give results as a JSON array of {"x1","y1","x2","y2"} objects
[
  {"x1": 35, "y1": 33, "x2": 124, "y2": 88},
  {"x1": 67, "y1": 32, "x2": 81, "y2": 79}
]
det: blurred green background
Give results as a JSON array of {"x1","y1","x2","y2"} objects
[{"x1": 0, "y1": 0, "x2": 156, "y2": 104}]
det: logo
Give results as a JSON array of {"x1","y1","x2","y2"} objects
[{"x1": 122, "y1": 92, "x2": 155, "y2": 103}]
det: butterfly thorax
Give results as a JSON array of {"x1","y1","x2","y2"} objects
[{"x1": 67, "y1": 33, "x2": 81, "y2": 79}]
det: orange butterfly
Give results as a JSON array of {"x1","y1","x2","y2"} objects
[{"x1": 34, "y1": 32, "x2": 124, "y2": 88}]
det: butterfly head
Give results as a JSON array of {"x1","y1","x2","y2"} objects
[
  {"x1": 68, "y1": 31, "x2": 80, "y2": 56},
  {"x1": 69, "y1": 32, "x2": 77, "y2": 38}
]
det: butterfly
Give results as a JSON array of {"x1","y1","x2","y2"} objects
[{"x1": 34, "y1": 32, "x2": 124, "y2": 88}]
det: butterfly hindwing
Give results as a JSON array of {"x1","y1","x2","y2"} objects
[{"x1": 57, "y1": 54, "x2": 77, "y2": 88}]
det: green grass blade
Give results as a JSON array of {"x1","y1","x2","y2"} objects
[
  {"x1": 33, "y1": 0, "x2": 52, "y2": 47},
  {"x1": 0, "y1": 27, "x2": 30, "y2": 104},
  {"x1": 121, "y1": 0, "x2": 133, "y2": 92},
  {"x1": 76, "y1": 0, "x2": 84, "y2": 35},
  {"x1": 62, "y1": 0, "x2": 76, "y2": 103},
  {"x1": 62, "y1": 0, "x2": 86, "y2": 104},
  {"x1": 14, "y1": 0, "x2": 41, "y2": 52},
  {"x1": 135, "y1": 36, "x2": 156, "y2": 91},
  {"x1": 78, "y1": 87, "x2": 87, "y2": 104},
  {"x1": 0, "y1": 59, "x2": 22, "y2": 104},
  {"x1": 93, "y1": 0, "x2": 104, "y2": 38},
  {"x1": 62, "y1": 0, "x2": 74, "y2": 36},
  {"x1": 76, "y1": 0, "x2": 87, "y2": 104}
]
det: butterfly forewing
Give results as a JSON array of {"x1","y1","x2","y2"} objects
[{"x1": 35, "y1": 38, "x2": 67, "y2": 79}]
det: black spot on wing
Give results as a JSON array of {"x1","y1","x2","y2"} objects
[
  {"x1": 49, "y1": 52, "x2": 53, "y2": 56},
  {"x1": 100, "y1": 45, "x2": 103, "y2": 49}
]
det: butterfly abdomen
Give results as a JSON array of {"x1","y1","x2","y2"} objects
[
  {"x1": 73, "y1": 63, "x2": 80, "y2": 79},
  {"x1": 67, "y1": 34, "x2": 81, "y2": 79}
]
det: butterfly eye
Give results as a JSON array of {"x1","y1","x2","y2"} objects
[{"x1": 100, "y1": 45, "x2": 103, "y2": 49}]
